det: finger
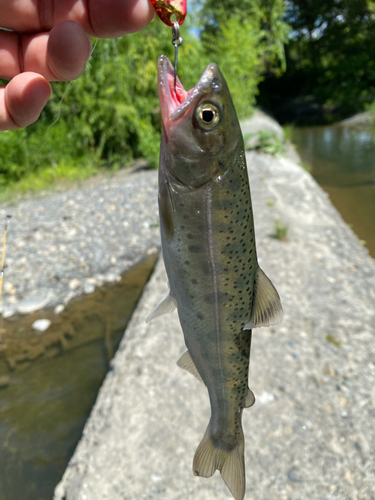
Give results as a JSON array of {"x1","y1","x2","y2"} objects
[
  {"x1": 0, "y1": 21, "x2": 91, "y2": 82},
  {"x1": 47, "y1": 21, "x2": 91, "y2": 80},
  {"x1": 0, "y1": 0, "x2": 154, "y2": 37},
  {"x1": 0, "y1": 73, "x2": 52, "y2": 130},
  {"x1": 87, "y1": 0, "x2": 155, "y2": 37}
]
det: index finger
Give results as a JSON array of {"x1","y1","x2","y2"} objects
[{"x1": 0, "y1": 0, "x2": 154, "y2": 37}]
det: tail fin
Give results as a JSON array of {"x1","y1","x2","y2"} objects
[{"x1": 193, "y1": 425, "x2": 245, "y2": 500}]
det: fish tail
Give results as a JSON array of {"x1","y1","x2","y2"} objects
[{"x1": 193, "y1": 424, "x2": 245, "y2": 500}]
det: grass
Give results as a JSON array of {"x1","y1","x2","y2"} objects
[
  {"x1": 326, "y1": 334, "x2": 341, "y2": 348},
  {"x1": 274, "y1": 219, "x2": 288, "y2": 240}
]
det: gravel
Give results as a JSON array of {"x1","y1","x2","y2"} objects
[{"x1": 0, "y1": 167, "x2": 160, "y2": 317}]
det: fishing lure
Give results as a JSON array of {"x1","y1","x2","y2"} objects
[
  {"x1": 150, "y1": 0, "x2": 185, "y2": 92},
  {"x1": 150, "y1": 0, "x2": 187, "y2": 27}
]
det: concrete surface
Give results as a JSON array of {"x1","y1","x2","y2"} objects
[{"x1": 54, "y1": 151, "x2": 375, "y2": 500}]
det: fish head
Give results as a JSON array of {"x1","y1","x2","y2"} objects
[{"x1": 158, "y1": 55, "x2": 242, "y2": 187}]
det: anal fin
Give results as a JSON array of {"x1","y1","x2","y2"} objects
[
  {"x1": 244, "y1": 267, "x2": 283, "y2": 330},
  {"x1": 244, "y1": 387, "x2": 255, "y2": 408},
  {"x1": 146, "y1": 292, "x2": 176, "y2": 324},
  {"x1": 177, "y1": 350, "x2": 204, "y2": 384}
]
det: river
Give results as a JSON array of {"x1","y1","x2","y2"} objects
[
  {"x1": 291, "y1": 125, "x2": 375, "y2": 258},
  {"x1": 0, "y1": 254, "x2": 157, "y2": 500}
]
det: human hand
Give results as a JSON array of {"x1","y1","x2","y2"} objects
[{"x1": 0, "y1": 0, "x2": 154, "y2": 131}]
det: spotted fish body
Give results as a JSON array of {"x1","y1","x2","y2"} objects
[{"x1": 147, "y1": 56, "x2": 282, "y2": 500}]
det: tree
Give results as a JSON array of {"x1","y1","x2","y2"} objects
[
  {"x1": 198, "y1": 0, "x2": 290, "y2": 117},
  {"x1": 261, "y1": 0, "x2": 375, "y2": 117}
]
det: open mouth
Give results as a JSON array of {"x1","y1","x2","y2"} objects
[{"x1": 158, "y1": 55, "x2": 211, "y2": 124}]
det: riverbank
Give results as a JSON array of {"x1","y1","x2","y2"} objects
[
  {"x1": 0, "y1": 166, "x2": 160, "y2": 321},
  {"x1": 54, "y1": 149, "x2": 375, "y2": 499}
]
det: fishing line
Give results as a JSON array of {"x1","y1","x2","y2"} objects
[
  {"x1": 0, "y1": 38, "x2": 100, "y2": 348},
  {"x1": 26, "y1": 37, "x2": 100, "y2": 175}
]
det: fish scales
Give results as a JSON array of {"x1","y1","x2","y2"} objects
[{"x1": 147, "y1": 55, "x2": 282, "y2": 500}]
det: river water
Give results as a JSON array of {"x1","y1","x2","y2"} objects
[
  {"x1": 0, "y1": 254, "x2": 157, "y2": 500},
  {"x1": 291, "y1": 125, "x2": 375, "y2": 258}
]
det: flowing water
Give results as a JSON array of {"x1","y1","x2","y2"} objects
[
  {"x1": 0, "y1": 253, "x2": 157, "y2": 500},
  {"x1": 291, "y1": 125, "x2": 375, "y2": 258}
]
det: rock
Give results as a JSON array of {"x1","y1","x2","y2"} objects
[
  {"x1": 54, "y1": 151, "x2": 375, "y2": 500},
  {"x1": 32, "y1": 319, "x2": 51, "y2": 333},
  {"x1": 339, "y1": 111, "x2": 374, "y2": 127},
  {"x1": 69, "y1": 279, "x2": 81, "y2": 290},
  {"x1": 2, "y1": 307, "x2": 15, "y2": 318},
  {"x1": 4, "y1": 282, "x2": 17, "y2": 295},
  {"x1": 0, "y1": 376, "x2": 10, "y2": 389},
  {"x1": 54, "y1": 304, "x2": 65, "y2": 315},
  {"x1": 83, "y1": 284, "x2": 95, "y2": 294},
  {"x1": 17, "y1": 293, "x2": 49, "y2": 314}
]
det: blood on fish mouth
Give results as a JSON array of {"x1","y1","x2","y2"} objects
[{"x1": 167, "y1": 73, "x2": 187, "y2": 107}]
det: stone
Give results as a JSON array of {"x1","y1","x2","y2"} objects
[
  {"x1": 32, "y1": 319, "x2": 51, "y2": 333},
  {"x1": 54, "y1": 304, "x2": 65, "y2": 315},
  {"x1": 4, "y1": 282, "x2": 17, "y2": 295},
  {"x1": 0, "y1": 376, "x2": 10, "y2": 389},
  {"x1": 84, "y1": 284, "x2": 95, "y2": 294},
  {"x1": 17, "y1": 293, "x2": 49, "y2": 314},
  {"x1": 69, "y1": 279, "x2": 81, "y2": 290}
]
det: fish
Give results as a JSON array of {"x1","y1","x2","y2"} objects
[{"x1": 147, "y1": 55, "x2": 283, "y2": 500}]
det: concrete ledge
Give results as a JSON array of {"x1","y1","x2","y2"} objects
[{"x1": 55, "y1": 151, "x2": 375, "y2": 500}]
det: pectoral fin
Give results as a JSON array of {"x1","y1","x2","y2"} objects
[
  {"x1": 146, "y1": 293, "x2": 176, "y2": 323},
  {"x1": 177, "y1": 350, "x2": 204, "y2": 384},
  {"x1": 244, "y1": 267, "x2": 283, "y2": 330},
  {"x1": 159, "y1": 178, "x2": 175, "y2": 239}
]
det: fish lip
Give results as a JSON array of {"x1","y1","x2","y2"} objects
[{"x1": 158, "y1": 55, "x2": 219, "y2": 124}]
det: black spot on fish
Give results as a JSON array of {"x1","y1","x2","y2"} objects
[
  {"x1": 188, "y1": 245, "x2": 201, "y2": 253},
  {"x1": 187, "y1": 233, "x2": 194, "y2": 239},
  {"x1": 197, "y1": 312, "x2": 204, "y2": 320},
  {"x1": 191, "y1": 279, "x2": 198, "y2": 285},
  {"x1": 185, "y1": 260, "x2": 190, "y2": 265}
]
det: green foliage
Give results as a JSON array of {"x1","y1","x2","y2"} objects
[
  {"x1": 1, "y1": 7, "x2": 289, "y2": 192},
  {"x1": 273, "y1": 0, "x2": 375, "y2": 113},
  {"x1": 255, "y1": 131, "x2": 285, "y2": 155},
  {"x1": 274, "y1": 219, "x2": 288, "y2": 240},
  {"x1": 1, "y1": 21, "x2": 204, "y2": 188},
  {"x1": 326, "y1": 334, "x2": 341, "y2": 348},
  {"x1": 200, "y1": 0, "x2": 290, "y2": 117}
]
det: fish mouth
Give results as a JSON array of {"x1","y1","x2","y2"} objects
[{"x1": 158, "y1": 55, "x2": 219, "y2": 125}]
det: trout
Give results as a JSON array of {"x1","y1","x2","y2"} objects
[{"x1": 147, "y1": 55, "x2": 283, "y2": 500}]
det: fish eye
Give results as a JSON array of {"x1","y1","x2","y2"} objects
[{"x1": 195, "y1": 102, "x2": 221, "y2": 130}]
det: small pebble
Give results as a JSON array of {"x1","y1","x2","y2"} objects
[
  {"x1": 0, "y1": 376, "x2": 10, "y2": 389},
  {"x1": 69, "y1": 279, "x2": 81, "y2": 290},
  {"x1": 32, "y1": 319, "x2": 51, "y2": 333},
  {"x1": 84, "y1": 284, "x2": 95, "y2": 294},
  {"x1": 2, "y1": 308, "x2": 15, "y2": 319},
  {"x1": 4, "y1": 282, "x2": 17, "y2": 295},
  {"x1": 54, "y1": 304, "x2": 65, "y2": 315}
]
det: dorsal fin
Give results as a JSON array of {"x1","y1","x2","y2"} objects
[
  {"x1": 244, "y1": 267, "x2": 283, "y2": 330},
  {"x1": 146, "y1": 293, "x2": 176, "y2": 324},
  {"x1": 177, "y1": 350, "x2": 204, "y2": 384}
]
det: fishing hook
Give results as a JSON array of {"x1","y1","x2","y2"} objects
[{"x1": 171, "y1": 21, "x2": 183, "y2": 93}]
